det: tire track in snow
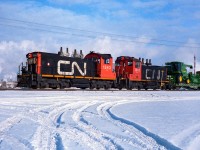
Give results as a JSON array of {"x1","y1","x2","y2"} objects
[
  {"x1": 0, "y1": 101, "x2": 68, "y2": 133},
  {"x1": 48, "y1": 101, "x2": 108, "y2": 150},
  {"x1": 72, "y1": 101, "x2": 120, "y2": 150},
  {"x1": 171, "y1": 123, "x2": 200, "y2": 149},
  {"x1": 0, "y1": 91, "x2": 189, "y2": 149},
  {"x1": 0, "y1": 101, "x2": 69, "y2": 149},
  {"x1": 31, "y1": 102, "x2": 79, "y2": 150},
  {"x1": 0, "y1": 118, "x2": 31, "y2": 150},
  {"x1": 31, "y1": 101, "x2": 109, "y2": 150},
  {"x1": 0, "y1": 134, "x2": 33, "y2": 150},
  {"x1": 75, "y1": 102, "x2": 150, "y2": 149},
  {"x1": 0, "y1": 116, "x2": 21, "y2": 134},
  {"x1": 96, "y1": 101, "x2": 165, "y2": 150},
  {"x1": 100, "y1": 101, "x2": 181, "y2": 150},
  {"x1": 73, "y1": 100, "x2": 166, "y2": 149},
  {"x1": 80, "y1": 111, "x2": 144, "y2": 150}
]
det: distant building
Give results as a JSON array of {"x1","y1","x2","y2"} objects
[{"x1": 0, "y1": 81, "x2": 17, "y2": 89}]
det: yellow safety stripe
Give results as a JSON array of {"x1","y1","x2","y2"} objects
[
  {"x1": 18, "y1": 74, "x2": 169, "y2": 82},
  {"x1": 41, "y1": 74, "x2": 116, "y2": 80},
  {"x1": 140, "y1": 80, "x2": 169, "y2": 83},
  {"x1": 120, "y1": 78, "x2": 169, "y2": 83}
]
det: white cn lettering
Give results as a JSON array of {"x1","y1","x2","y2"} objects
[
  {"x1": 152, "y1": 69, "x2": 155, "y2": 79},
  {"x1": 57, "y1": 60, "x2": 86, "y2": 76},
  {"x1": 146, "y1": 69, "x2": 151, "y2": 79},
  {"x1": 157, "y1": 70, "x2": 160, "y2": 80}
]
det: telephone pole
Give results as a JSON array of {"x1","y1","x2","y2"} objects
[{"x1": 194, "y1": 54, "x2": 196, "y2": 75}]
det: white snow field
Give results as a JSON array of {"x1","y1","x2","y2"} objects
[{"x1": 0, "y1": 90, "x2": 200, "y2": 150}]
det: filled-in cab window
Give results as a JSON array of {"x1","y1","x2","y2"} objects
[{"x1": 135, "y1": 62, "x2": 140, "y2": 68}]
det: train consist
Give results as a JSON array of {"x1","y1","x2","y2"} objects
[{"x1": 17, "y1": 47, "x2": 200, "y2": 90}]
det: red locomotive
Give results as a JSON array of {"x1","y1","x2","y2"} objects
[
  {"x1": 115, "y1": 56, "x2": 168, "y2": 90},
  {"x1": 17, "y1": 47, "x2": 168, "y2": 90}
]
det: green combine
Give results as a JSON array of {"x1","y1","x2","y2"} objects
[{"x1": 165, "y1": 61, "x2": 200, "y2": 90}]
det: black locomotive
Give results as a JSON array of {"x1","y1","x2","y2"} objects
[{"x1": 17, "y1": 48, "x2": 116, "y2": 89}]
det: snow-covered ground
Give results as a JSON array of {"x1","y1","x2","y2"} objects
[{"x1": 0, "y1": 90, "x2": 200, "y2": 150}]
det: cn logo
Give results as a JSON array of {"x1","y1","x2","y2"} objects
[
  {"x1": 57, "y1": 60, "x2": 87, "y2": 76},
  {"x1": 145, "y1": 69, "x2": 161, "y2": 80}
]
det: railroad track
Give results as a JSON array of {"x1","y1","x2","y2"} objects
[{"x1": 0, "y1": 88, "x2": 198, "y2": 91}]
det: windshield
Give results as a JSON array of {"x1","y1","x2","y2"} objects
[{"x1": 172, "y1": 63, "x2": 181, "y2": 72}]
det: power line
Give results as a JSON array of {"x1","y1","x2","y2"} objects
[
  {"x1": 0, "y1": 17, "x2": 200, "y2": 48},
  {"x1": 1, "y1": 22, "x2": 199, "y2": 48},
  {"x1": 1, "y1": 17, "x2": 199, "y2": 45}
]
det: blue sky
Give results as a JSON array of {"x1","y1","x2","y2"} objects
[{"x1": 0, "y1": 0, "x2": 200, "y2": 80}]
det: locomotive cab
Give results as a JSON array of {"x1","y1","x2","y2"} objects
[
  {"x1": 115, "y1": 56, "x2": 142, "y2": 90},
  {"x1": 17, "y1": 52, "x2": 41, "y2": 88},
  {"x1": 26, "y1": 52, "x2": 41, "y2": 75},
  {"x1": 115, "y1": 56, "x2": 142, "y2": 80},
  {"x1": 85, "y1": 52, "x2": 116, "y2": 79}
]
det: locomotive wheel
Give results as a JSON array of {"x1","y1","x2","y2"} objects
[
  {"x1": 36, "y1": 83, "x2": 41, "y2": 89},
  {"x1": 45, "y1": 83, "x2": 49, "y2": 88},
  {"x1": 60, "y1": 85, "x2": 64, "y2": 89},
  {"x1": 153, "y1": 87, "x2": 157, "y2": 90},
  {"x1": 104, "y1": 85, "x2": 109, "y2": 90},
  {"x1": 144, "y1": 85, "x2": 148, "y2": 90},
  {"x1": 89, "y1": 86, "x2": 94, "y2": 90},
  {"x1": 65, "y1": 82, "x2": 70, "y2": 88},
  {"x1": 96, "y1": 87, "x2": 100, "y2": 90},
  {"x1": 127, "y1": 87, "x2": 132, "y2": 90},
  {"x1": 173, "y1": 86, "x2": 177, "y2": 90},
  {"x1": 31, "y1": 85, "x2": 37, "y2": 89},
  {"x1": 57, "y1": 84, "x2": 60, "y2": 89},
  {"x1": 96, "y1": 85, "x2": 100, "y2": 90},
  {"x1": 166, "y1": 84, "x2": 172, "y2": 90},
  {"x1": 89, "y1": 83, "x2": 95, "y2": 90},
  {"x1": 161, "y1": 85, "x2": 166, "y2": 90},
  {"x1": 56, "y1": 84, "x2": 63, "y2": 89},
  {"x1": 118, "y1": 86, "x2": 122, "y2": 90}
]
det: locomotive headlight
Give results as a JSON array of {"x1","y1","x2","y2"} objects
[
  {"x1": 28, "y1": 53, "x2": 32, "y2": 58},
  {"x1": 47, "y1": 62, "x2": 50, "y2": 66}
]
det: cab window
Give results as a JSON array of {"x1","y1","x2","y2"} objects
[
  {"x1": 115, "y1": 62, "x2": 120, "y2": 66},
  {"x1": 135, "y1": 62, "x2": 140, "y2": 68},
  {"x1": 104, "y1": 59, "x2": 110, "y2": 64},
  {"x1": 128, "y1": 61, "x2": 133, "y2": 66}
]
